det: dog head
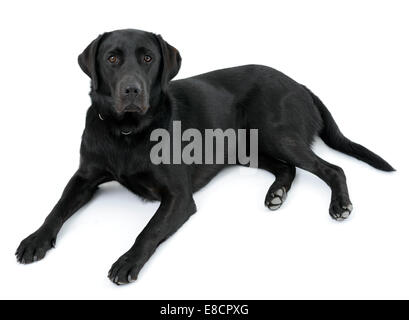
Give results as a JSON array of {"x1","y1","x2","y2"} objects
[{"x1": 78, "y1": 29, "x2": 181, "y2": 121}]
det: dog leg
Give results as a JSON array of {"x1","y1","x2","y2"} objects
[
  {"x1": 274, "y1": 137, "x2": 353, "y2": 221},
  {"x1": 16, "y1": 167, "x2": 110, "y2": 263},
  {"x1": 108, "y1": 190, "x2": 196, "y2": 285}
]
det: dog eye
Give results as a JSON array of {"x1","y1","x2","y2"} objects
[
  {"x1": 144, "y1": 55, "x2": 152, "y2": 63},
  {"x1": 108, "y1": 55, "x2": 119, "y2": 64}
]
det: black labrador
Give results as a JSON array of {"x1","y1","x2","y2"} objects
[{"x1": 16, "y1": 29, "x2": 394, "y2": 284}]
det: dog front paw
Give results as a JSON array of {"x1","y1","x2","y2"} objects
[
  {"x1": 108, "y1": 254, "x2": 143, "y2": 285},
  {"x1": 16, "y1": 229, "x2": 56, "y2": 264}
]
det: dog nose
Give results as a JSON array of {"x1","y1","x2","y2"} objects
[{"x1": 123, "y1": 85, "x2": 139, "y2": 98}]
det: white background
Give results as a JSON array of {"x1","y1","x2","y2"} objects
[{"x1": 1, "y1": 0, "x2": 408, "y2": 300}]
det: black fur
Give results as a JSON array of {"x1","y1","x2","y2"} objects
[{"x1": 16, "y1": 29, "x2": 394, "y2": 284}]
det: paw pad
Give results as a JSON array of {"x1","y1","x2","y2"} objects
[
  {"x1": 265, "y1": 187, "x2": 287, "y2": 211},
  {"x1": 330, "y1": 203, "x2": 353, "y2": 221}
]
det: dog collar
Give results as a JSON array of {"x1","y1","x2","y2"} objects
[{"x1": 98, "y1": 113, "x2": 132, "y2": 136}]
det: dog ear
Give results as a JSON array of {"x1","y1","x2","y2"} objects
[
  {"x1": 155, "y1": 34, "x2": 182, "y2": 90},
  {"x1": 78, "y1": 34, "x2": 105, "y2": 91}
]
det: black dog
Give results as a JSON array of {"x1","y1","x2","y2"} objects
[{"x1": 16, "y1": 29, "x2": 394, "y2": 284}]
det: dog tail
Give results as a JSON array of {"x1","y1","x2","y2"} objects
[{"x1": 303, "y1": 86, "x2": 395, "y2": 172}]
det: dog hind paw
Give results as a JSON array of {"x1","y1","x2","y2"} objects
[
  {"x1": 329, "y1": 200, "x2": 353, "y2": 221},
  {"x1": 265, "y1": 186, "x2": 287, "y2": 211}
]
